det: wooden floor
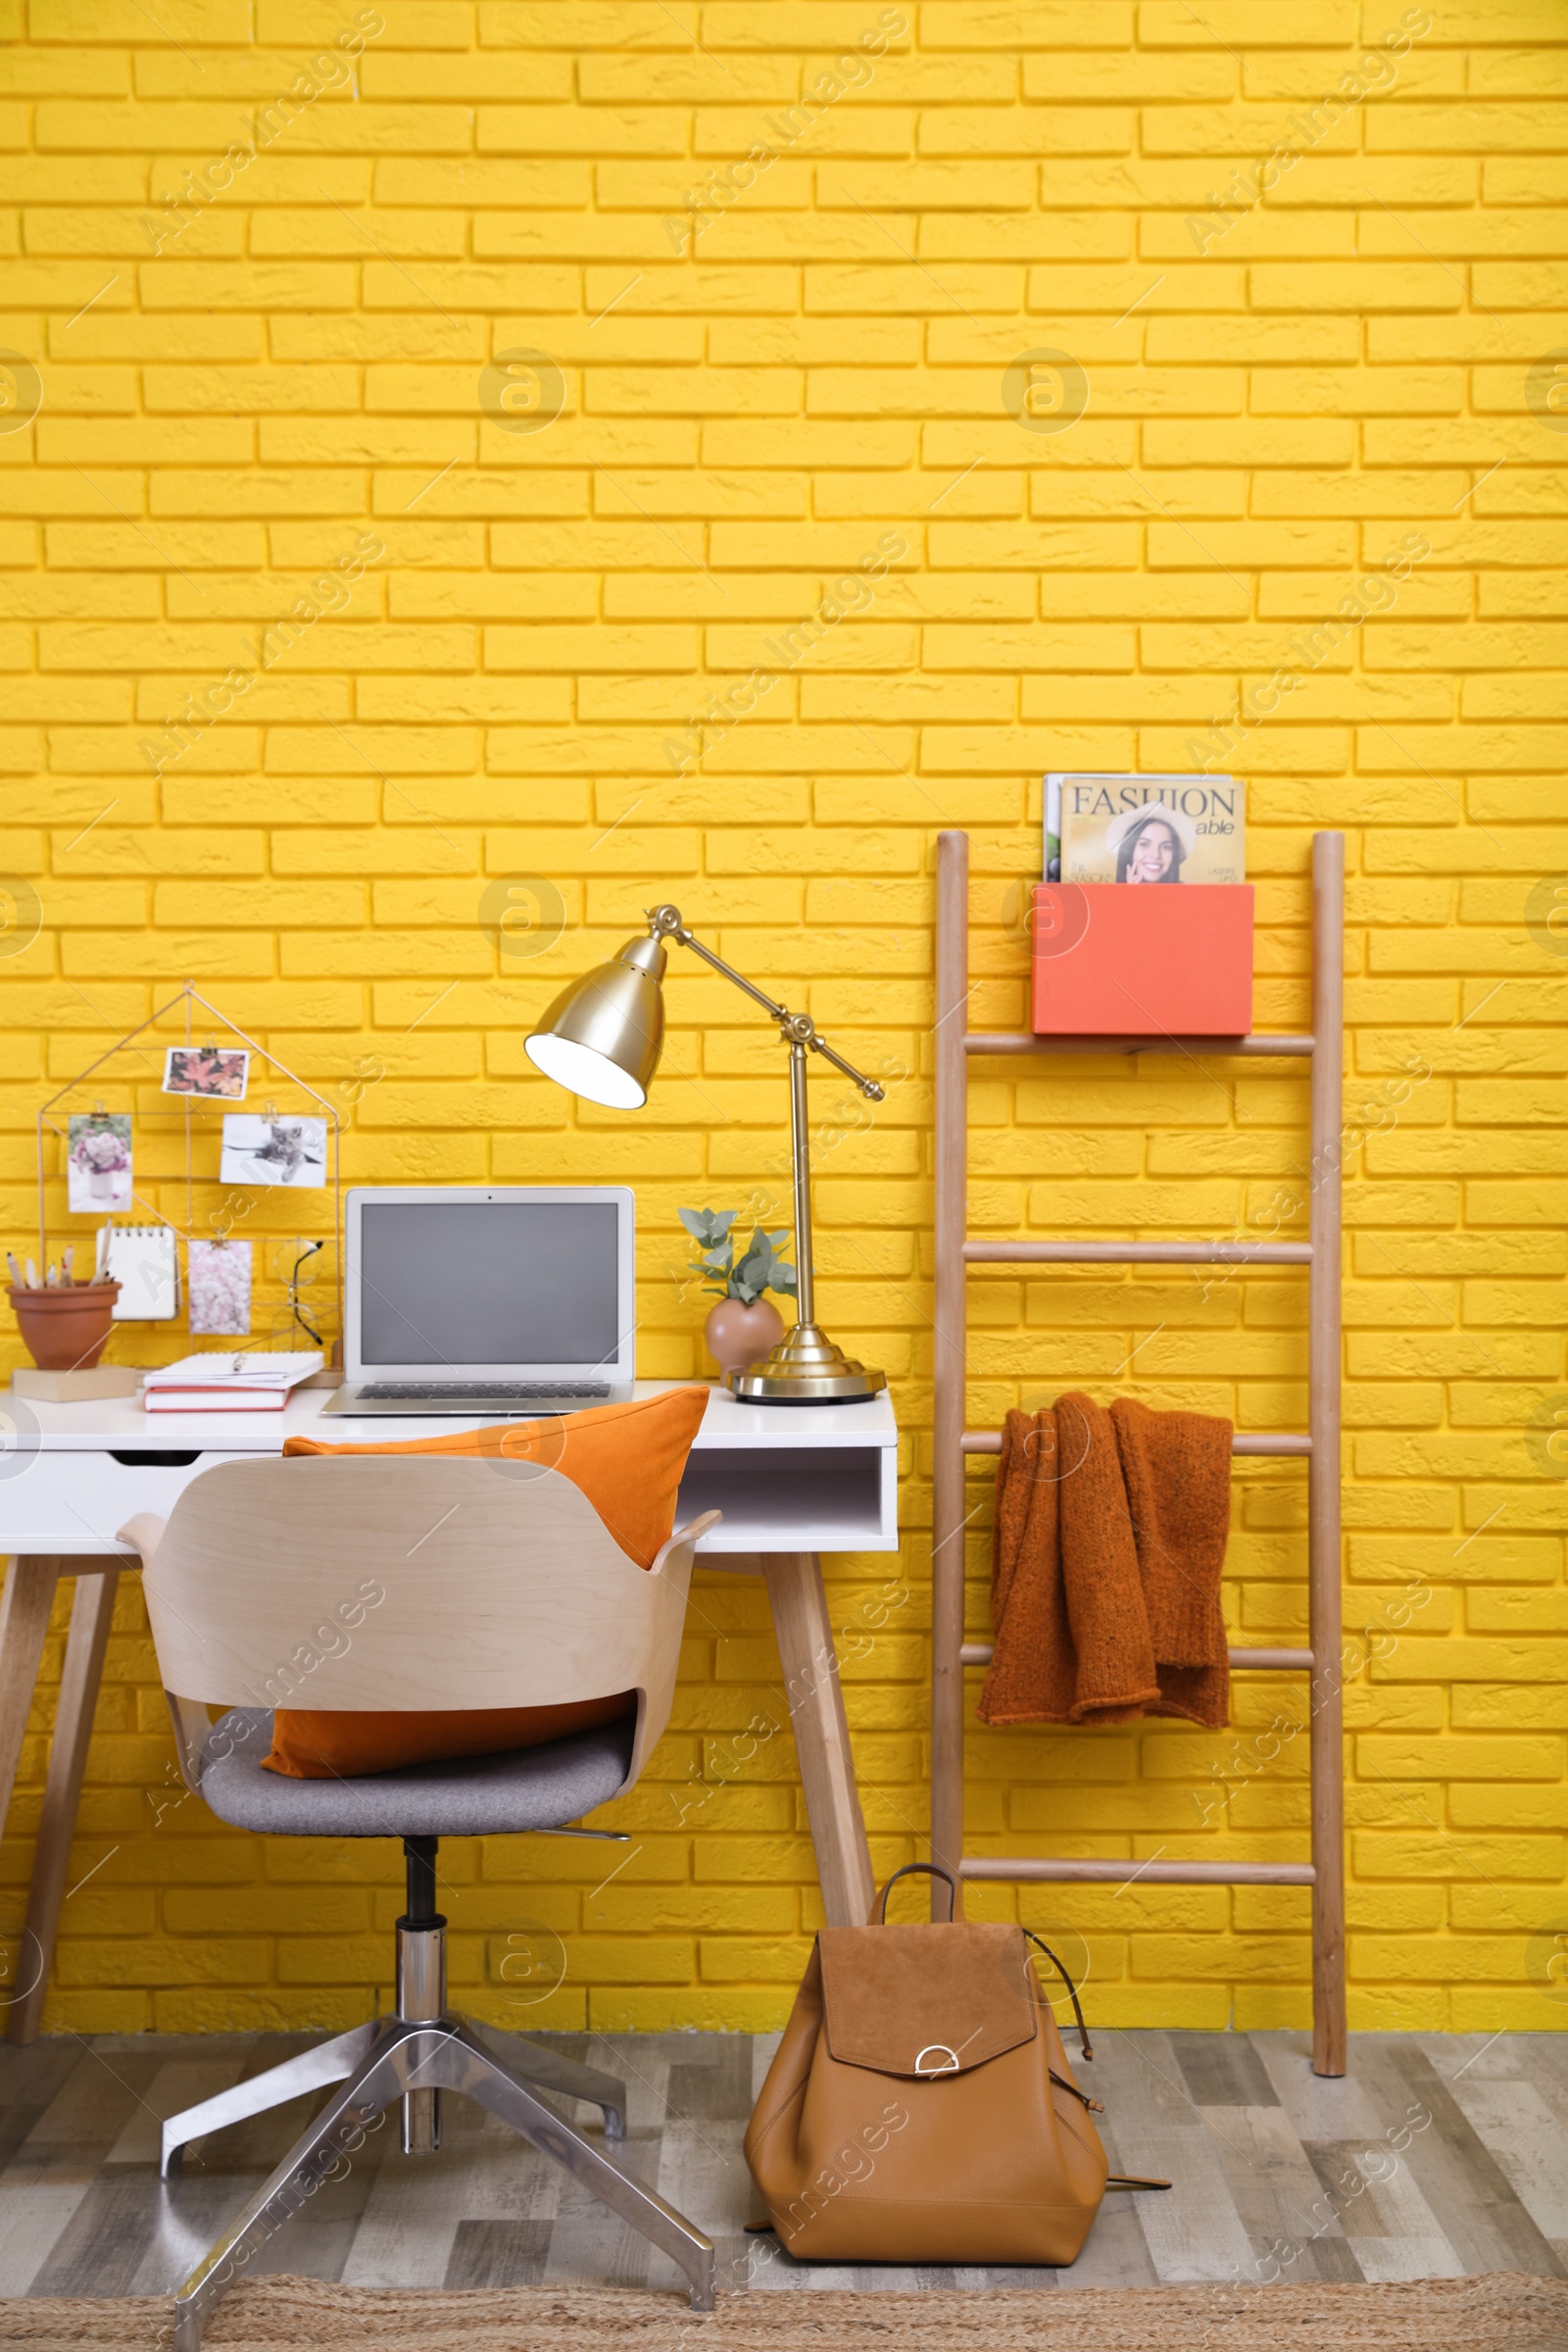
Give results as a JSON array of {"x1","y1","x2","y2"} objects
[{"x1": 0, "y1": 2029, "x2": 1563, "y2": 2299}]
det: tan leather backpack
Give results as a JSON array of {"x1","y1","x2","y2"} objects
[{"x1": 744, "y1": 1863, "x2": 1165, "y2": 2265}]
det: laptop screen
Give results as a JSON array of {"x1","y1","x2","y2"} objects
[{"x1": 357, "y1": 1199, "x2": 622, "y2": 1369}]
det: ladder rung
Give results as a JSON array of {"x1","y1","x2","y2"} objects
[
  {"x1": 958, "y1": 1642, "x2": 1314, "y2": 1671},
  {"x1": 961, "y1": 1430, "x2": 1311, "y2": 1457},
  {"x1": 963, "y1": 1239, "x2": 1311, "y2": 1265},
  {"x1": 964, "y1": 1032, "x2": 1314, "y2": 1059},
  {"x1": 960, "y1": 1857, "x2": 1315, "y2": 1886}
]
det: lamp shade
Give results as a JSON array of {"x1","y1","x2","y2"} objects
[{"x1": 523, "y1": 933, "x2": 666, "y2": 1109}]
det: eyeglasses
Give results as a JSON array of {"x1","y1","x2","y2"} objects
[{"x1": 271, "y1": 1238, "x2": 324, "y2": 1348}]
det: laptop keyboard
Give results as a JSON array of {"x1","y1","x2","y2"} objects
[{"x1": 356, "y1": 1382, "x2": 612, "y2": 1402}]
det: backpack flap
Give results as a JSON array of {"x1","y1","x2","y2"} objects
[{"x1": 817, "y1": 1921, "x2": 1038, "y2": 2079}]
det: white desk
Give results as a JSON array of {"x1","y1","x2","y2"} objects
[
  {"x1": 2, "y1": 1381, "x2": 898, "y2": 1560},
  {"x1": 0, "y1": 1381, "x2": 897, "y2": 2041}
]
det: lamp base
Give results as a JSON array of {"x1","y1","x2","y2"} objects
[{"x1": 725, "y1": 1321, "x2": 886, "y2": 1405}]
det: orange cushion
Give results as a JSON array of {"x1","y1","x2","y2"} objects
[
  {"x1": 263, "y1": 1693, "x2": 634, "y2": 1781},
  {"x1": 262, "y1": 1386, "x2": 710, "y2": 1780}
]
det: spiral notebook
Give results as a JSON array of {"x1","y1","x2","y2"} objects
[
  {"x1": 104, "y1": 1224, "x2": 180, "y2": 1321},
  {"x1": 142, "y1": 1349, "x2": 322, "y2": 1412}
]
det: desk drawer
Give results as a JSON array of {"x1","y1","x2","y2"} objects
[{"x1": 0, "y1": 1448, "x2": 251, "y2": 1556}]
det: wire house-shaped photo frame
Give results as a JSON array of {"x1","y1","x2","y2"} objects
[{"x1": 33, "y1": 981, "x2": 343, "y2": 1358}]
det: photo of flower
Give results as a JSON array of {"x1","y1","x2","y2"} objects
[
  {"x1": 67, "y1": 1113, "x2": 132, "y2": 1211},
  {"x1": 188, "y1": 1238, "x2": 252, "y2": 1336},
  {"x1": 162, "y1": 1046, "x2": 250, "y2": 1100}
]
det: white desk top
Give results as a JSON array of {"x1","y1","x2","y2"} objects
[
  {"x1": 7, "y1": 1379, "x2": 897, "y2": 1454},
  {"x1": 0, "y1": 1380, "x2": 900, "y2": 1557}
]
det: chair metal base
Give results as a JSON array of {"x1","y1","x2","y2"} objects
[{"x1": 161, "y1": 2014, "x2": 712, "y2": 2348}]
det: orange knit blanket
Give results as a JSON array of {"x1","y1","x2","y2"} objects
[{"x1": 978, "y1": 1392, "x2": 1233, "y2": 1731}]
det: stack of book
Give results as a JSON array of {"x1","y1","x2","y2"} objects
[{"x1": 141, "y1": 1350, "x2": 323, "y2": 1413}]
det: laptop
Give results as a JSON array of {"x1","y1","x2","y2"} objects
[{"x1": 322, "y1": 1186, "x2": 636, "y2": 1417}]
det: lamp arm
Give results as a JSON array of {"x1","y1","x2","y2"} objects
[
  {"x1": 646, "y1": 905, "x2": 886, "y2": 1102},
  {"x1": 652, "y1": 914, "x2": 787, "y2": 1023},
  {"x1": 804, "y1": 1030, "x2": 881, "y2": 1096}
]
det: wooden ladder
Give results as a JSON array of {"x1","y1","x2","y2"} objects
[{"x1": 929, "y1": 827, "x2": 1347, "y2": 2079}]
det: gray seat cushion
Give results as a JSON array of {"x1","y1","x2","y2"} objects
[{"x1": 198, "y1": 1708, "x2": 636, "y2": 1838}]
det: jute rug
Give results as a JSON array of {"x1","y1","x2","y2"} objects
[{"x1": 0, "y1": 2272, "x2": 1563, "y2": 2349}]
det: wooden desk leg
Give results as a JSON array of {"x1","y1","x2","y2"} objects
[
  {"x1": 0, "y1": 1556, "x2": 64, "y2": 1841},
  {"x1": 761, "y1": 1551, "x2": 876, "y2": 1929},
  {"x1": 9, "y1": 1565, "x2": 120, "y2": 2047}
]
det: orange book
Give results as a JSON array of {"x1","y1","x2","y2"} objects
[{"x1": 144, "y1": 1386, "x2": 289, "y2": 1412}]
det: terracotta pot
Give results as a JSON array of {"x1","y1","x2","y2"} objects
[
  {"x1": 704, "y1": 1295, "x2": 785, "y2": 1377},
  {"x1": 8, "y1": 1284, "x2": 121, "y2": 1372}
]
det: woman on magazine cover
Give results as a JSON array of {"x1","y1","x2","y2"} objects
[{"x1": 1108, "y1": 806, "x2": 1196, "y2": 884}]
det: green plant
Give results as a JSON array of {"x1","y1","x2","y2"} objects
[{"x1": 679, "y1": 1207, "x2": 798, "y2": 1306}]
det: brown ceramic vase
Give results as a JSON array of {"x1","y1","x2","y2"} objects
[{"x1": 704, "y1": 1296, "x2": 786, "y2": 1377}]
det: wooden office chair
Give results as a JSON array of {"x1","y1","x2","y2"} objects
[{"x1": 117, "y1": 1454, "x2": 720, "y2": 2349}]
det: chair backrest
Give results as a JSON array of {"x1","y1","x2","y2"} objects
[{"x1": 132, "y1": 1455, "x2": 716, "y2": 1789}]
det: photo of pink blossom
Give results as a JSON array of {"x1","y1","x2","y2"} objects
[
  {"x1": 189, "y1": 1238, "x2": 252, "y2": 1336},
  {"x1": 67, "y1": 1113, "x2": 132, "y2": 1212}
]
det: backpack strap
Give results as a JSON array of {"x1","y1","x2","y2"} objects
[
  {"x1": 1024, "y1": 1929, "x2": 1094, "y2": 2060},
  {"x1": 1049, "y1": 2067, "x2": 1103, "y2": 2114},
  {"x1": 874, "y1": 1861, "x2": 958, "y2": 1922}
]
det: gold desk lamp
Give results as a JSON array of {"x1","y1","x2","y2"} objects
[{"x1": 523, "y1": 904, "x2": 886, "y2": 1404}]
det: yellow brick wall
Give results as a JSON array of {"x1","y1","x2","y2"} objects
[{"x1": 1, "y1": 0, "x2": 1565, "y2": 2039}]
